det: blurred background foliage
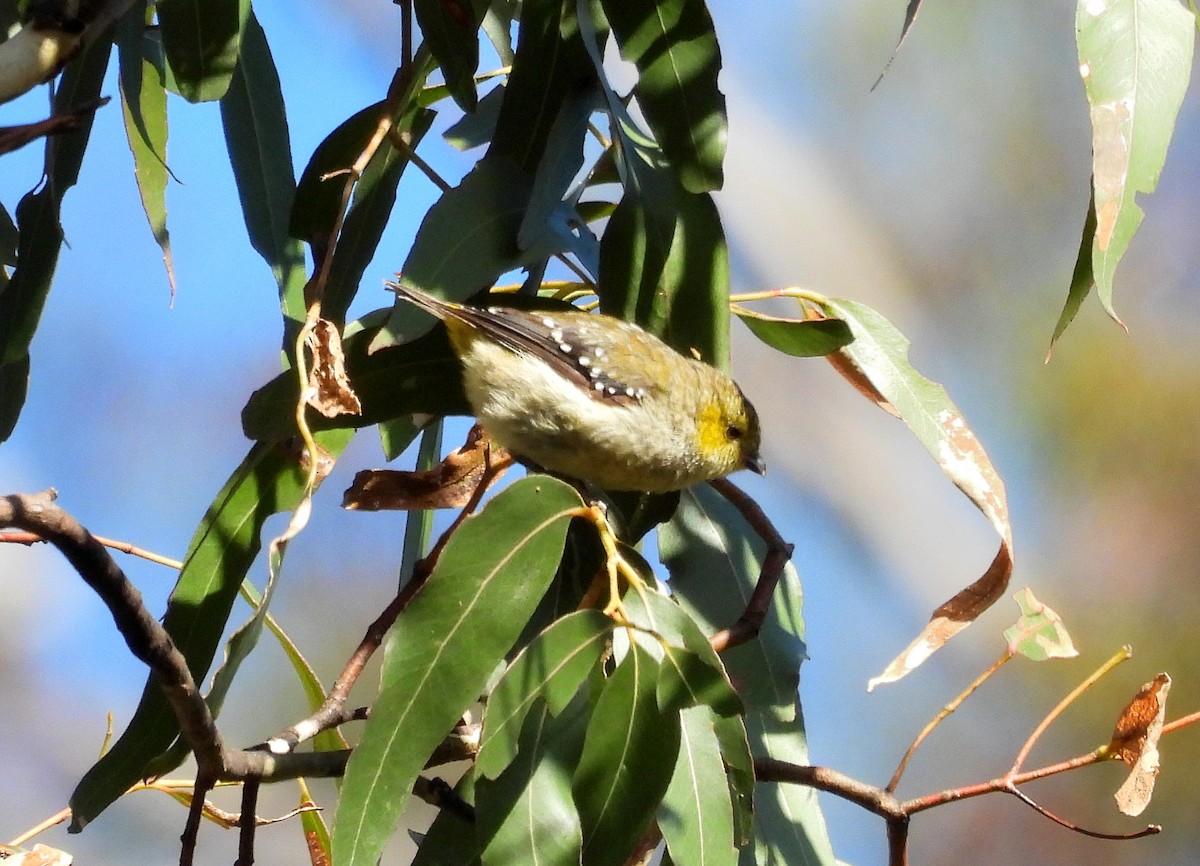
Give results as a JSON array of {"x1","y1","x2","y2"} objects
[{"x1": 2, "y1": 0, "x2": 1200, "y2": 864}]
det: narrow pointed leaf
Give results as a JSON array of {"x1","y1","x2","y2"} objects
[
  {"x1": 660, "y1": 485, "x2": 833, "y2": 864},
  {"x1": 117, "y1": 0, "x2": 174, "y2": 294},
  {"x1": 323, "y1": 107, "x2": 437, "y2": 325},
  {"x1": 623, "y1": 590, "x2": 741, "y2": 717},
  {"x1": 1048, "y1": 193, "x2": 1098, "y2": 354},
  {"x1": 1076, "y1": 0, "x2": 1194, "y2": 322},
  {"x1": 573, "y1": 643, "x2": 680, "y2": 866},
  {"x1": 659, "y1": 706, "x2": 737, "y2": 866},
  {"x1": 219, "y1": 10, "x2": 306, "y2": 307},
  {"x1": 736, "y1": 308, "x2": 853, "y2": 357},
  {"x1": 661, "y1": 484, "x2": 807, "y2": 712},
  {"x1": 489, "y1": 0, "x2": 596, "y2": 174},
  {"x1": 333, "y1": 477, "x2": 582, "y2": 866},
  {"x1": 477, "y1": 698, "x2": 589, "y2": 866},
  {"x1": 370, "y1": 157, "x2": 534, "y2": 353},
  {"x1": 741, "y1": 709, "x2": 837, "y2": 866},
  {"x1": 158, "y1": 0, "x2": 249, "y2": 102},
  {"x1": 478, "y1": 609, "x2": 613, "y2": 779},
  {"x1": 0, "y1": 31, "x2": 109, "y2": 442},
  {"x1": 414, "y1": 0, "x2": 488, "y2": 112},
  {"x1": 600, "y1": 0, "x2": 726, "y2": 192}
]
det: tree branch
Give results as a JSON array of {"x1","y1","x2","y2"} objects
[{"x1": 706, "y1": 478, "x2": 795, "y2": 653}]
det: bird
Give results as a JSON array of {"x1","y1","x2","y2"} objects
[{"x1": 390, "y1": 284, "x2": 764, "y2": 493}]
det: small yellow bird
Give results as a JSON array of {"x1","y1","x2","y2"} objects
[{"x1": 391, "y1": 284, "x2": 764, "y2": 493}]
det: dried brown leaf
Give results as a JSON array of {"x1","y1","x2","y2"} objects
[
  {"x1": 1, "y1": 843, "x2": 74, "y2": 865},
  {"x1": 1110, "y1": 673, "x2": 1171, "y2": 817},
  {"x1": 343, "y1": 426, "x2": 512, "y2": 511},
  {"x1": 869, "y1": 545, "x2": 1012, "y2": 691},
  {"x1": 305, "y1": 319, "x2": 363, "y2": 419}
]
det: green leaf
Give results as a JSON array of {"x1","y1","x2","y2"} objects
[
  {"x1": 369, "y1": 157, "x2": 536, "y2": 352},
  {"x1": 814, "y1": 297, "x2": 1014, "y2": 688},
  {"x1": 0, "y1": 203, "x2": 16, "y2": 266},
  {"x1": 69, "y1": 430, "x2": 354, "y2": 828},
  {"x1": 597, "y1": 121, "x2": 729, "y2": 366},
  {"x1": 443, "y1": 83, "x2": 506, "y2": 150},
  {"x1": 516, "y1": 85, "x2": 598, "y2": 259},
  {"x1": 117, "y1": 0, "x2": 174, "y2": 294},
  {"x1": 741, "y1": 709, "x2": 837, "y2": 866},
  {"x1": 158, "y1": 0, "x2": 249, "y2": 102},
  {"x1": 333, "y1": 476, "x2": 582, "y2": 866},
  {"x1": 659, "y1": 706, "x2": 737, "y2": 866},
  {"x1": 0, "y1": 353, "x2": 29, "y2": 442},
  {"x1": 323, "y1": 106, "x2": 437, "y2": 325},
  {"x1": 600, "y1": 0, "x2": 726, "y2": 193},
  {"x1": 1048, "y1": 193, "x2": 1098, "y2": 354},
  {"x1": 657, "y1": 488, "x2": 834, "y2": 861},
  {"x1": 1076, "y1": 0, "x2": 1194, "y2": 323},
  {"x1": 219, "y1": 10, "x2": 306, "y2": 310},
  {"x1": 414, "y1": 0, "x2": 488, "y2": 111},
  {"x1": 290, "y1": 101, "x2": 386, "y2": 244},
  {"x1": 489, "y1": 0, "x2": 598, "y2": 174},
  {"x1": 1003, "y1": 587, "x2": 1079, "y2": 661},
  {"x1": 478, "y1": 609, "x2": 613, "y2": 779},
  {"x1": 736, "y1": 308, "x2": 853, "y2": 358},
  {"x1": 711, "y1": 713, "x2": 754, "y2": 847},
  {"x1": 623, "y1": 590, "x2": 741, "y2": 717},
  {"x1": 0, "y1": 30, "x2": 110, "y2": 442},
  {"x1": 573, "y1": 642, "x2": 681, "y2": 866},
  {"x1": 660, "y1": 484, "x2": 806, "y2": 711},
  {"x1": 241, "y1": 317, "x2": 467, "y2": 441},
  {"x1": 477, "y1": 698, "x2": 589, "y2": 866}
]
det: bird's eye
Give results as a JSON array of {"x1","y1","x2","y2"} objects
[{"x1": 726, "y1": 424, "x2": 743, "y2": 440}]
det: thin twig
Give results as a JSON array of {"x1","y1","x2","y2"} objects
[
  {"x1": 1004, "y1": 784, "x2": 1160, "y2": 840},
  {"x1": 7, "y1": 807, "x2": 71, "y2": 847},
  {"x1": 706, "y1": 478, "x2": 794, "y2": 653},
  {"x1": 1008, "y1": 646, "x2": 1131, "y2": 776},
  {"x1": 887, "y1": 649, "x2": 1015, "y2": 792}
]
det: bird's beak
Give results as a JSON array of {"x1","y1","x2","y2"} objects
[{"x1": 744, "y1": 453, "x2": 766, "y2": 476}]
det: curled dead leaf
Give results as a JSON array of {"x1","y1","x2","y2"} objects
[
  {"x1": 1110, "y1": 673, "x2": 1171, "y2": 817},
  {"x1": 868, "y1": 544, "x2": 1012, "y2": 692},
  {"x1": 343, "y1": 425, "x2": 512, "y2": 511},
  {"x1": 305, "y1": 319, "x2": 363, "y2": 419}
]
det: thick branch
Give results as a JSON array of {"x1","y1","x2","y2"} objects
[
  {"x1": 1, "y1": 490, "x2": 225, "y2": 770},
  {"x1": 1, "y1": 490, "x2": 354, "y2": 789}
]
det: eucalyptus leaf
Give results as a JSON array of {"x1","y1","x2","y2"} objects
[
  {"x1": 333, "y1": 477, "x2": 582, "y2": 866},
  {"x1": 573, "y1": 642, "x2": 680, "y2": 866}
]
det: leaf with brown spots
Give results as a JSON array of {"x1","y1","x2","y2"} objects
[
  {"x1": 814, "y1": 298, "x2": 1014, "y2": 689},
  {"x1": 1110, "y1": 673, "x2": 1171, "y2": 817},
  {"x1": 343, "y1": 425, "x2": 512, "y2": 511},
  {"x1": 305, "y1": 319, "x2": 363, "y2": 419}
]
